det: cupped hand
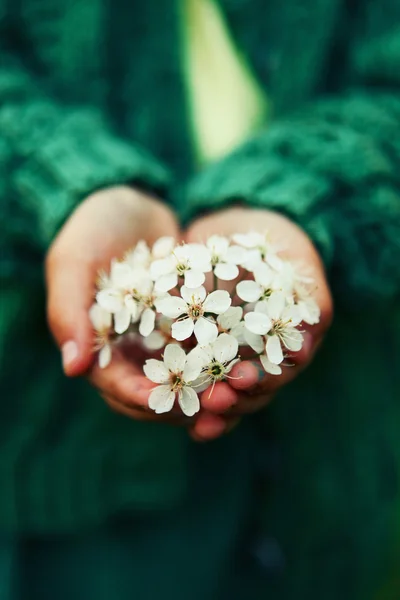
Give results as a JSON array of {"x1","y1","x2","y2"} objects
[
  {"x1": 184, "y1": 207, "x2": 333, "y2": 441},
  {"x1": 46, "y1": 185, "x2": 186, "y2": 424}
]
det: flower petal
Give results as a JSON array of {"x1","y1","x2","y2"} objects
[
  {"x1": 148, "y1": 385, "x2": 175, "y2": 414},
  {"x1": 154, "y1": 272, "x2": 178, "y2": 293},
  {"x1": 225, "y1": 245, "x2": 248, "y2": 264},
  {"x1": 217, "y1": 306, "x2": 243, "y2": 330},
  {"x1": 96, "y1": 289, "x2": 124, "y2": 313},
  {"x1": 298, "y1": 299, "x2": 321, "y2": 325},
  {"x1": 183, "y1": 349, "x2": 206, "y2": 381},
  {"x1": 171, "y1": 318, "x2": 195, "y2": 341},
  {"x1": 266, "y1": 253, "x2": 284, "y2": 272},
  {"x1": 89, "y1": 304, "x2": 112, "y2": 331},
  {"x1": 99, "y1": 344, "x2": 112, "y2": 368},
  {"x1": 126, "y1": 240, "x2": 150, "y2": 267},
  {"x1": 207, "y1": 235, "x2": 229, "y2": 255},
  {"x1": 212, "y1": 333, "x2": 239, "y2": 363},
  {"x1": 110, "y1": 262, "x2": 134, "y2": 288},
  {"x1": 156, "y1": 295, "x2": 187, "y2": 318},
  {"x1": 178, "y1": 386, "x2": 200, "y2": 417},
  {"x1": 236, "y1": 280, "x2": 262, "y2": 303},
  {"x1": 254, "y1": 300, "x2": 270, "y2": 315},
  {"x1": 260, "y1": 354, "x2": 282, "y2": 375},
  {"x1": 163, "y1": 343, "x2": 187, "y2": 373},
  {"x1": 267, "y1": 291, "x2": 286, "y2": 321},
  {"x1": 214, "y1": 262, "x2": 239, "y2": 281},
  {"x1": 266, "y1": 334, "x2": 284, "y2": 364},
  {"x1": 203, "y1": 290, "x2": 231, "y2": 314},
  {"x1": 194, "y1": 317, "x2": 218, "y2": 344},
  {"x1": 241, "y1": 248, "x2": 263, "y2": 271},
  {"x1": 283, "y1": 304, "x2": 302, "y2": 327},
  {"x1": 139, "y1": 308, "x2": 156, "y2": 337},
  {"x1": 184, "y1": 269, "x2": 205, "y2": 289},
  {"x1": 124, "y1": 296, "x2": 140, "y2": 321},
  {"x1": 253, "y1": 263, "x2": 273, "y2": 287},
  {"x1": 143, "y1": 359, "x2": 170, "y2": 383},
  {"x1": 280, "y1": 328, "x2": 303, "y2": 352},
  {"x1": 114, "y1": 306, "x2": 132, "y2": 334},
  {"x1": 243, "y1": 329, "x2": 264, "y2": 353},
  {"x1": 150, "y1": 257, "x2": 175, "y2": 280},
  {"x1": 191, "y1": 376, "x2": 212, "y2": 394},
  {"x1": 232, "y1": 232, "x2": 263, "y2": 248},
  {"x1": 230, "y1": 321, "x2": 246, "y2": 343},
  {"x1": 142, "y1": 331, "x2": 166, "y2": 351},
  {"x1": 244, "y1": 311, "x2": 272, "y2": 335},
  {"x1": 180, "y1": 285, "x2": 206, "y2": 304},
  {"x1": 152, "y1": 236, "x2": 175, "y2": 259}
]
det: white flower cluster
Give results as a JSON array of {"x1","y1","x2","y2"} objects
[{"x1": 90, "y1": 233, "x2": 320, "y2": 417}]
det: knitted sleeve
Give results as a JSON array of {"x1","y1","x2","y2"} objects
[
  {"x1": 184, "y1": 0, "x2": 400, "y2": 307},
  {"x1": 0, "y1": 55, "x2": 171, "y2": 252},
  {"x1": 184, "y1": 92, "x2": 400, "y2": 306}
]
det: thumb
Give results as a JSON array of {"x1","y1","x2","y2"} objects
[{"x1": 46, "y1": 253, "x2": 95, "y2": 377}]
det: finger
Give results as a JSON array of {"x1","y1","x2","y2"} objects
[
  {"x1": 189, "y1": 412, "x2": 227, "y2": 441},
  {"x1": 88, "y1": 354, "x2": 155, "y2": 410},
  {"x1": 228, "y1": 329, "x2": 316, "y2": 397},
  {"x1": 199, "y1": 382, "x2": 238, "y2": 413},
  {"x1": 228, "y1": 361, "x2": 265, "y2": 390},
  {"x1": 102, "y1": 393, "x2": 191, "y2": 425},
  {"x1": 226, "y1": 392, "x2": 275, "y2": 416},
  {"x1": 46, "y1": 249, "x2": 95, "y2": 377},
  {"x1": 189, "y1": 413, "x2": 242, "y2": 441}
]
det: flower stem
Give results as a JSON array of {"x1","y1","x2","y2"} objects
[{"x1": 213, "y1": 270, "x2": 218, "y2": 291}]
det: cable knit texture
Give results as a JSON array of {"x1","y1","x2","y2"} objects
[{"x1": 0, "y1": 1, "x2": 400, "y2": 596}]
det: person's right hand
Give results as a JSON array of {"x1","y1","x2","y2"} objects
[{"x1": 46, "y1": 185, "x2": 187, "y2": 424}]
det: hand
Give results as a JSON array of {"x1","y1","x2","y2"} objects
[
  {"x1": 46, "y1": 185, "x2": 187, "y2": 424},
  {"x1": 184, "y1": 206, "x2": 333, "y2": 441}
]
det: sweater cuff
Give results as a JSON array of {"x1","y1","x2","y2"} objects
[
  {"x1": 183, "y1": 151, "x2": 335, "y2": 269},
  {"x1": 8, "y1": 108, "x2": 171, "y2": 248}
]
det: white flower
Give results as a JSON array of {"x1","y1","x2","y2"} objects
[
  {"x1": 124, "y1": 237, "x2": 176, "y2": 270},
  {"x1": 291, "y1": 283, "x2": 321, "y2": 325},
  {"x1": 150, "y1": 243, "x2": 212, "y2": 292},
  {"x1": 236, "y1": 263, "x2": 276, "y2": 303},
  {"x1": 277, "y1": 260, "x2": 315, "y2": 291},
  {"x1": 152, "y1": 236, "x2": 176, "y2": 259},
  {"x1": 217, "y1": 306, "x2": 245, "y2": 342},
  {"x1": 189, "y1": 333, "x2": 240, "y2": 387},
  {"x1": 244, "y1": 291, "x2": 303, "y2": 364},
  {"x1": 206, "y1": 235, "x2": 247, "y2": 281},
  {"x1": 143, "y1": 344, "x2": 202, "y2": 416},
  {"x1": 232, "y1": 231, "x2": 283, "y2": 271},
  {"x1": 96, "y1": 261, "x2": 162, "y2": 337},
  {"x1": 141, "y1": 317, "x2": 174, "y2": 351},
  {"x1": 156, "y1": 285, "x2": 231, "y2": 344},
  {"x1": 89, "y1": 304, "x2": 113, "y2": 368},
  {"x1": 259, "y1": 354, "x2": 282, "y2": 376},
  {"x1": 124, "y1": 241, "x2": 151, "y2": 269}
]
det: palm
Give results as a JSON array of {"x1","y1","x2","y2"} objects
[
  {"x1": 47, "y1": 186, "x2": 181, "y2": 422},
  {"x1": 183, "y1": 207, "x2": 333, "y2": 437}
]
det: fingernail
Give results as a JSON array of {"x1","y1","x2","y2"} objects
[
  {"x1": 251, "y1": 362, "x2": 266, "y2": 382},
  {"x1": 62, "y1": 340, "x2": 78, "y2": 371}
]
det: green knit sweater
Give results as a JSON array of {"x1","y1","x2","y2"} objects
[{"x1": 1, "y1": 0, "x2": 400, "y2": 595}]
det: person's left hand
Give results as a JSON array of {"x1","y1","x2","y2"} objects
[{"x1": 184, "y1": 206, "x2": 333, "y2": 442}]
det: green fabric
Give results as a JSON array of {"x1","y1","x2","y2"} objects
[
  {"x1": 184, "y1": 92, "x2": 400, "y2": 306},
  {"x1": 1, "y1": 0, "x2": 400, "y2": 597},
  {"x1": 0, "y1": 426, "x2": 261, "y2": 600}
]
